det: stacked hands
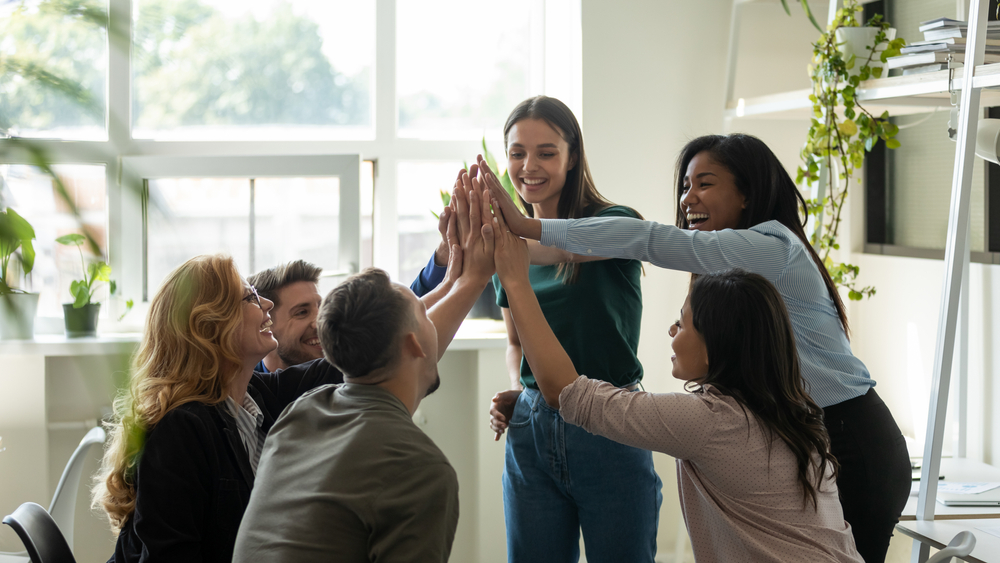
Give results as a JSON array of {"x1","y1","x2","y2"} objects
[{"x1": 427, "y1": 156, "x2": 534, "y2": 440}]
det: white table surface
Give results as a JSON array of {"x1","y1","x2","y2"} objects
[
  {"x1": 903, "y1": 458, "x2": 1000, "y2": 521},
  {"x1": 896, "y1": 518, "x2": 1000, "y2": 563}
]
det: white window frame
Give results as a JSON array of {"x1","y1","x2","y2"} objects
[{"x1": 0, "y1": 0, "x2": 581, "y2": 333}]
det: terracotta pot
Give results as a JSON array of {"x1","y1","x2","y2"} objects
[{"x1": 63, "y1": 302, "x2": 101, "y2": 338}]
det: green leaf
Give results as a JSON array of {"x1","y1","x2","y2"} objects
[
  {"x1": 865, "y1": 136, "x2": 876, "y2": 151},
  {"x1": 885, "y1": 138, "x2": 901, "y2": 149},
  {"x1": 110, "y1": 280, "x2": 117, "y2": 295},
  {"x1": 56, "y1": 233, "x2": 86, "y2": 246},
  {"x1": 72, "y1": 287, "x2": 90, "y2": 308},
  {"x1": 119, "y1": 299, "x2": 134, "y2": 321},
  {"x1": 839, "y1": 119, "x2": 858, "y2": 136},
  {"x1": 800, "y1": 0, "x2": 823, "y2": 32},
  {"x1": 20, "y1": 239, "x2": 35, "y2": 275},
  {"x1": 872, "y1": 66, "x2": 883, "y2": 78},
  {"x1": 89, "y1": 261, "x2": 112, "y2": 283}
]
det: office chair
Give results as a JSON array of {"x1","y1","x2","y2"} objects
[
  {"x1": 925, "y1": 530, "x2": 976, "y2": 563},
  {"x1": 2, "y1": 502, "x2": 76, "y2": 563}
]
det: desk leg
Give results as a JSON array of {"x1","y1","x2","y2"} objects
[{"x1": 910, "y1": 537, "x2": 931, "y2": 563}]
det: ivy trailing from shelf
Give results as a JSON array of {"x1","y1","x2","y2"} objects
[{"x1": 796, "y1": 0, "x2": 904, "y2": 301}]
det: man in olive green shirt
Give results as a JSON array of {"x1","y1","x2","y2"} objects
[{"x1": 234, "y1": 247, "x2": 494, "y2": 561}]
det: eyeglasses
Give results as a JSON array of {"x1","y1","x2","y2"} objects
[{"x1": 243, "y1": 285, "x2": 262, "y2": 309}]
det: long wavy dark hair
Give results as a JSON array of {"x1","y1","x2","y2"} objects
[
  {"x1": 688, "y1": 269, "x2": 838, "y2": 510},
  {"x1": 673, "y1": 134, "x2": 850, "y2": 336},
  {"x1": 504, "y1": 95, "x2": 641, "y2": 283}
]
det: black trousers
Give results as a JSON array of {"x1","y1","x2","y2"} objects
[{"x1": 823, "y1": 388, "x2": 911, "y2": 563}]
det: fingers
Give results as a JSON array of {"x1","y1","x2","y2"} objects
[
  {"x1": 437, "y1": 205, "x2": 450, "y2": 236},
  {"x1": 466, "y1": 173, "x2": 482, "y2": 234},
  {"x1": 446, "y1": 206, "x2": 459, "y2": 248},
  {"x1": 475, "y1": 175, "x2": 493, "y2": 226},
  {"x1": 453, "y1": 178, "x2": 471, "y2": 239},
  {"x1": 493, "y1": 197, "x2": 509, "y2": 234}
]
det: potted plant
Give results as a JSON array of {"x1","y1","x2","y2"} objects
[
  {"x1": 0, "y1": 206, "x2": 38, "y2": 339},
  {"x1": 55, "y1": 233, "x2": 131, "y2": 337},
  {"x1": 796, "y1": 0, "x2": 905, "y2": 300}
]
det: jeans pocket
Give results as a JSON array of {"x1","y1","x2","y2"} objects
[{"x1": 508, "y1": 391, "x2": 533, "y2": 429}]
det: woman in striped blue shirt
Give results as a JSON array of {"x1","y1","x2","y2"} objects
[{"x1": 483, "y1": 133, "x2": 911, "y2": 563}]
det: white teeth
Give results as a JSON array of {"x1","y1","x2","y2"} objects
[
  {"x1": 305, "y1": 338, "x2": 320, "y2": 346},
  {"x1": 259, "y1": 319, "x2": 272, "y2": 333},
  {"x1": 522, "y1": 178, "x2": 545, "y2": 185},
  {"x1": 686, "y1": 213, "x2": 709, "y2": 221}
]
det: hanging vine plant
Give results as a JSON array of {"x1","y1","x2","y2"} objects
[{"x1": 796, "y1": 0, "x2": 905, "y2": 301}]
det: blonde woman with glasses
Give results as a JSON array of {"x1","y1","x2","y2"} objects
[{"x1": 92, "y1": 255, "x2": 345, "y2": 563}]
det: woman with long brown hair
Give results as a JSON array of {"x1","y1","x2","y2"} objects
[
  {"x1": 92, "y1": 254, "x2": 342, "y2": 562},
  {"x1": 487, "y1": 96, "x2": 661, "y2": 563}
]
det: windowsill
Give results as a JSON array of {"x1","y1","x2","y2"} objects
[{"x1": 0, "y1": 320, "x2": 508, "y2": 356}]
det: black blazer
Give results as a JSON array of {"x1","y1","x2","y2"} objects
[{"x1": 109, "y1": 358, "x2": 342, "y2": 563}]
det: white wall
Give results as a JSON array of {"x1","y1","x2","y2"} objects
[{"x1": 581, "y1": 0, "x2": 729, "y2": 559}]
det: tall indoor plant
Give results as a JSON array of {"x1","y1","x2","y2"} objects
[
  {"x1": 0, "y1": 205, "x2": 38, "y2": 338},
  {"x1": 796, "y1": 0, "x2": 904, "y2": 300}
]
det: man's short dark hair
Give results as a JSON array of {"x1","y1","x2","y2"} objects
[
  {"x1": 247, "y1": 260, "x2": 322, "y2": 306},
  {"x1": 317, "y1": 268, "x2": 415, "y2": 380}
]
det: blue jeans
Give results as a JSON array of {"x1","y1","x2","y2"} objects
[{"x1": 503, "y1": 387, "x2": 662, "y2": 563}]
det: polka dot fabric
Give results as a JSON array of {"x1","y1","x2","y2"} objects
[{"x1": 559, "y1": 377, "x2": 863, "y2": 563}]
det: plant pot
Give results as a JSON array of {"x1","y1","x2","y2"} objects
[
  {"x1": 63, "y1": 303, "x2": 100, "y2": 337},
  {"x1": 836, "y1": 27, "x2": 897, "y2": 79},
  {"x1": 0, "y1": 292, "x2": 39, "y2": 339},
  {"x1": 468, "y1": 285, "x2": 503, "y2": 320}
]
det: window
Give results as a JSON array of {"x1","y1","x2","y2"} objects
[
  {"x1": 0, "y1": 164, "x2": 108, "y2": 318},
  {"x1": 132, "y1": 0, "x2": 375, "y2": 140},
  {"x1": 0, "y1": 0, "x2": 581, "y2": 332},
  {"x1": 0, "y1": 0, "x2": 108, "y2": 140}
]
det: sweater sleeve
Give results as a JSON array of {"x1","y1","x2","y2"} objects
[
  {"x1": 558, "y1": 377, "x2": 716, "y2": 461},
  {"x1": 540, "y1": 217, "x2": 792, "y2": 282}
]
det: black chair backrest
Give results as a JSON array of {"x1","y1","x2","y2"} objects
[{"x1": 2, "y1": 502, "x2": 76, "y2": 563}]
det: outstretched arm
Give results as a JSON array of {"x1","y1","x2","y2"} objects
[
  {"x1": 427, "y1": 172, "x2": 496, "y2": 359},
  {"x1": 490, "y1": 198, "x2": 577, "y2": 408}
]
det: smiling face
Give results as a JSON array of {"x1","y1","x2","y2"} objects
[
  {"x1": 268, "y1": 280, "x2": 323, "y2": 368},
  {"x1": 680, "y1": 151, "x2": 746, "y2": 232},
  {"x1": 239, "y1": 284, "x2": 278, "y2": 364},
  {"x1": 506, "y1": 118, "x2": 578, "y2": 218},
  {"x1": 669, "y1": 295, "x2": 709, "y2": 382}
]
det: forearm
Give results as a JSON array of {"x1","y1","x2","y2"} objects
[
  {"x1": 427, "y1": 277, "x2": 488, "y2": 359},
  {"x1": 503, "y1": 280, "x2": 578, "y2": 407},
  {"x1": 420, "y1": 277, "x2": 453, "y2": 310},
  {"x1": 505, "y1": 343, "x2": 524, "y2": 390}
]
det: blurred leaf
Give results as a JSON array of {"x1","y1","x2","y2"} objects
[{"x1": 56, "y1": 233, "x2": 87, "y2": 246}]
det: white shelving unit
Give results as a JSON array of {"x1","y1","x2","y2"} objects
[{"x1": 724, "y1": 1, "x2": 998, "y2": 561}]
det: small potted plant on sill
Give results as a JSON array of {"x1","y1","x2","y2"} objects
[
  {"x1": 797, "y1": 0, "x2": 904, "y2": 301},
  {"x1": 56, "y1": 233, "x2": 132, "y2": 337},
  {"x1": 0, "y1": 206, "x2": 39, "y2": 339}
]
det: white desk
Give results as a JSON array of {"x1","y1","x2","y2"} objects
[
  {"x1": 896, "y1": 519, "x2": 1000, "y2": 563},
  {"x1": 903, "y1": 458, "x2": 1000, "y2": 521}
]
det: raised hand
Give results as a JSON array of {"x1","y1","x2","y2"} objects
[
  {"x1": 459, "y1": 170, "x2": 496, "y2": 285},
  {"x1": 476, "y1": 155, "x2": 541, "y2": 240}
]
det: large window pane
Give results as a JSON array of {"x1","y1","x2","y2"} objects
[
  {"x1": 0, "y1": 164, "x2": 108, "y2": 318},
  {"x1": 132, "y1": 0, "x2": 374, "y2": 140},
  {"x1": 253, "y1": 177, "x2": 340, "y2": 274},
  {"x1": 397, "y1": 161, "x2": 460, "y2": 284},
  {"x1": 397, "y1": 0, "x2": 532, "y2": 139},
  {"x1": 146, "y1": 178, "x2": 250, "y2": 291},
  {"x1": 0, "y1": 0, "x2": 108, "y2": 140}
]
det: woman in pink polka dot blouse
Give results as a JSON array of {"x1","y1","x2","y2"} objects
[{"x1": 488, "y1": 211, "x2": 863, "y2": 563}]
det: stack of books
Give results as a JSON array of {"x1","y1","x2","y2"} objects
[{"x1": 886, "y1": 17, "x2": 1000, "y2": 76}]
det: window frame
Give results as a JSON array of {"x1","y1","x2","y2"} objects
[{"x1": 0, "y1": 0, "x2": 581, "y2": 333}]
